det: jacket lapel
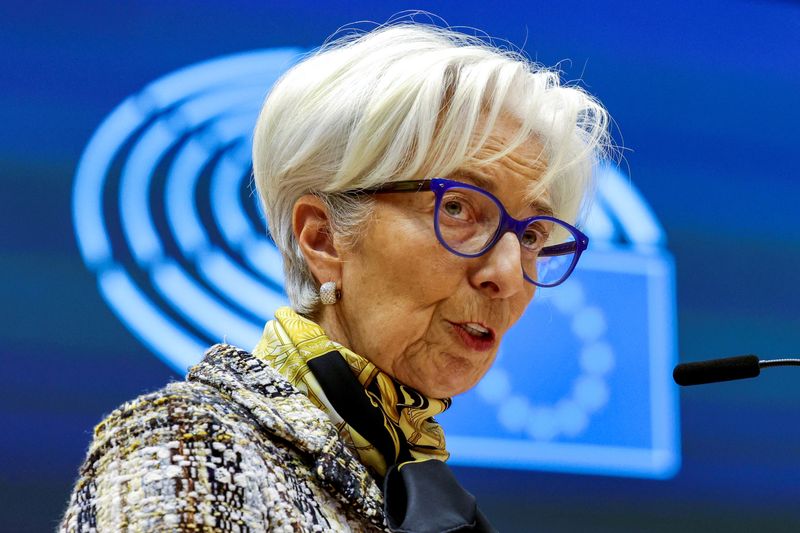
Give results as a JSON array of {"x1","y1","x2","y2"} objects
[{"x1": 188, "y1": 344, "x2": 387, "y2": 529}]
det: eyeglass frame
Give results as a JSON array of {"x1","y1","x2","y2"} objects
[{"x1": 343, "y1": 177, "x2": 589, "y2": 287}]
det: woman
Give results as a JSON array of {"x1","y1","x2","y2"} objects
[{"x1": 61, "y1": 22, "x2": 609, "y2": 532}]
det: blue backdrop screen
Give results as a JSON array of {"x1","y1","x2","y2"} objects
[{"x1": 2, "y1": 2, "x2": 799, "y2": 531}]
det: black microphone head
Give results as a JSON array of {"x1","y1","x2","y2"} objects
[{"x1": 673, "y1": 355, "x2": 760, "y2": 386}]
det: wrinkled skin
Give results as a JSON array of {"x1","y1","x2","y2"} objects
[{"x1": 294, "y1": 117, "x2": 550, "y2": 398}]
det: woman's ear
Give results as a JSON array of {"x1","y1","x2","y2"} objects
[{"x1": 292, "y1": 195, "x2": 342, "y2": 284}]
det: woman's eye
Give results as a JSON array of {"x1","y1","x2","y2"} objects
[
  {"x1": 442, "y1": 199, "x2": 468, "y2": 219},
  {"x1": 521, "y1": 227, "x2": 547, "y2": 250},
  {"x1": 521, "y1": 230, "x2": 539, "y2": 248}
]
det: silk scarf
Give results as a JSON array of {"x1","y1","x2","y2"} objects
[{"x1": 252, "y1": 307, "x2": 450, "y2": 477}]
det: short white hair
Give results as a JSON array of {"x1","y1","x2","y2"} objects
[{"x1": 253, "y1": 22, "x2": 611, "y2": 315}]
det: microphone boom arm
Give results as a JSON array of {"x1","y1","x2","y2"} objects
[{"x1": 673, "y1": 356, "x2": 800, "y2": 386}]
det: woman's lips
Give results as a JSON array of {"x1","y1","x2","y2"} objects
[{"x1": 449, "y1": 322, "x2": 496, "y2": 352}]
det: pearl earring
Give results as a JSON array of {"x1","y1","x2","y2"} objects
[{"x1": 319, "y1": 281, "x2": 340, "y2": 305}]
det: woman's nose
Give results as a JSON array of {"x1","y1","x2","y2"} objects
[{"x1": 470, "y1": 232, "x2": 527, "y2": 298}]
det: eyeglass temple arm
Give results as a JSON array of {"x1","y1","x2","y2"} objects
[
  {"x1": 539, "y1": 241, "x2": 578, "y2": 257},
  {"x1": 346, "y1": 180, "x2": 433, "y2": 195}
]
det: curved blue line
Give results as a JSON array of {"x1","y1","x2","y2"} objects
[
  {"x1": 73, "y1": 98, "x2": 145, "y2": 268},
  {"x1": 142, "y1": 48, "x2": 303, "y2": 109},
  {"x1": 165, "y1": 138, "x2": 212, "y2": 256},
  {"x1": 119, "y1": 118, "x2": 176, "y2": 265},
  {"x1": 241, "y1": 236, "x2": 286, "y2": 286},
  {"x1": 163, "y1": 131, "x2": 288, "y2": 319},
  {"x1": 98, "y1": 266, "x2": 207, "y2": 373},
  {"x1": 151, "y1": 259, "x2": 262, "y2": 348},
  {"x1": 210, "y1": 149, "x2": 252, "y2": 246},
  {"x1": 198, "y1": 249, "x2": 288, "y2": 319},
  {"x1": 172, "y1": 86, "x2": 265, "y2": 131},
  {"x1": 164, "y1": 107, "x2": 260, "y2": 262},
  {"x1": 206, "y1": 111, "x2": 260, "y2": 147},
  {"x1": 204, "y1": 129, "x2": 285, "y2": 286}
]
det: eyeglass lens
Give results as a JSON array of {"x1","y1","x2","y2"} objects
[{"x1": 435, "y1": 185, "x2": 578, "y2": 286}]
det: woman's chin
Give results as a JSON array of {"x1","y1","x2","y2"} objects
[
  {"x1": 391, "y1": 347, "x2": 493, "y2": 398},
  {"x1": 416, "y1": 368, "x2": 484, "y2": 399}
]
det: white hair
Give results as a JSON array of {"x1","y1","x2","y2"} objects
[{"x1": 253, "y1": 22, "x2": 612, "y2": 316}]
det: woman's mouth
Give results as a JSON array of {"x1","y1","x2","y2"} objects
[{"x1": 450, "y1": 321, "x2": 496, "y2": 351}]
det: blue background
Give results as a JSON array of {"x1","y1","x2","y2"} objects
[{"x1": 2, "y1": 1, "x2": 799, "y2": 531}]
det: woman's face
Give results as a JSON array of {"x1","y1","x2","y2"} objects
[{"x1": 327, "y1": 119, "x2": 549, "y2": 398}]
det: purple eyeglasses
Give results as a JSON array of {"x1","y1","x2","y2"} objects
[{"x1": 346, "y1": 177, "x2": 588, "y2": 287}]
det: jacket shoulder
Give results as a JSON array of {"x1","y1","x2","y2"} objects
[
  {"x1": 61, "y1": 382, "x2": 268, "y2": 531},
  {"x1": 89, "y1": 380, "x2": 247, "y2": 449},
  {"x1": 62, "y1": 359, "x2": 386, "y2": 532}
]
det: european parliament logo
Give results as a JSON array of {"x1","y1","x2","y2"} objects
[{"x1": 72, "y1": 49, "x2": 680, "y2": 480}]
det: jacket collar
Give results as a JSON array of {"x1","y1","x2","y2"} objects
[{"x1": 188, "y1": 343, "x2": 387, "y2": 529}]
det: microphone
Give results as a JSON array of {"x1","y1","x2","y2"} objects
[{"x1": 673, "y1": 355, "x2": 800, "y2": 386}]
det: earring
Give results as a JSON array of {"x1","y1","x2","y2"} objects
[{"x1": 319, "y1": 281, "x2": 340, "y2": 305}]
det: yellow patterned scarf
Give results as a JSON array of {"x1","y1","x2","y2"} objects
[{"x1": 252, "y1": 307, "x2": 450, "y2": 477}]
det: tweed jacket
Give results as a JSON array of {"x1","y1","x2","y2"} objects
[{"x1": 60, "y1": 344, "x2": 390, "y2": 532}]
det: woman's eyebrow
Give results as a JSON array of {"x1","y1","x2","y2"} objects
[
  {"x1": 452, "y1": 169, "x2": 495, "y2": 190},
  {"x1": 453, "y1": 169, "x2": 555, "y2": 217},
  {"x1": 530, "y1": 200, "x2": 555, "y2": 218}
]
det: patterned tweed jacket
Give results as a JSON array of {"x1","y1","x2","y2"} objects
[{"x1": 60, "y1": 344, "x2": 390, "y2": 532}]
